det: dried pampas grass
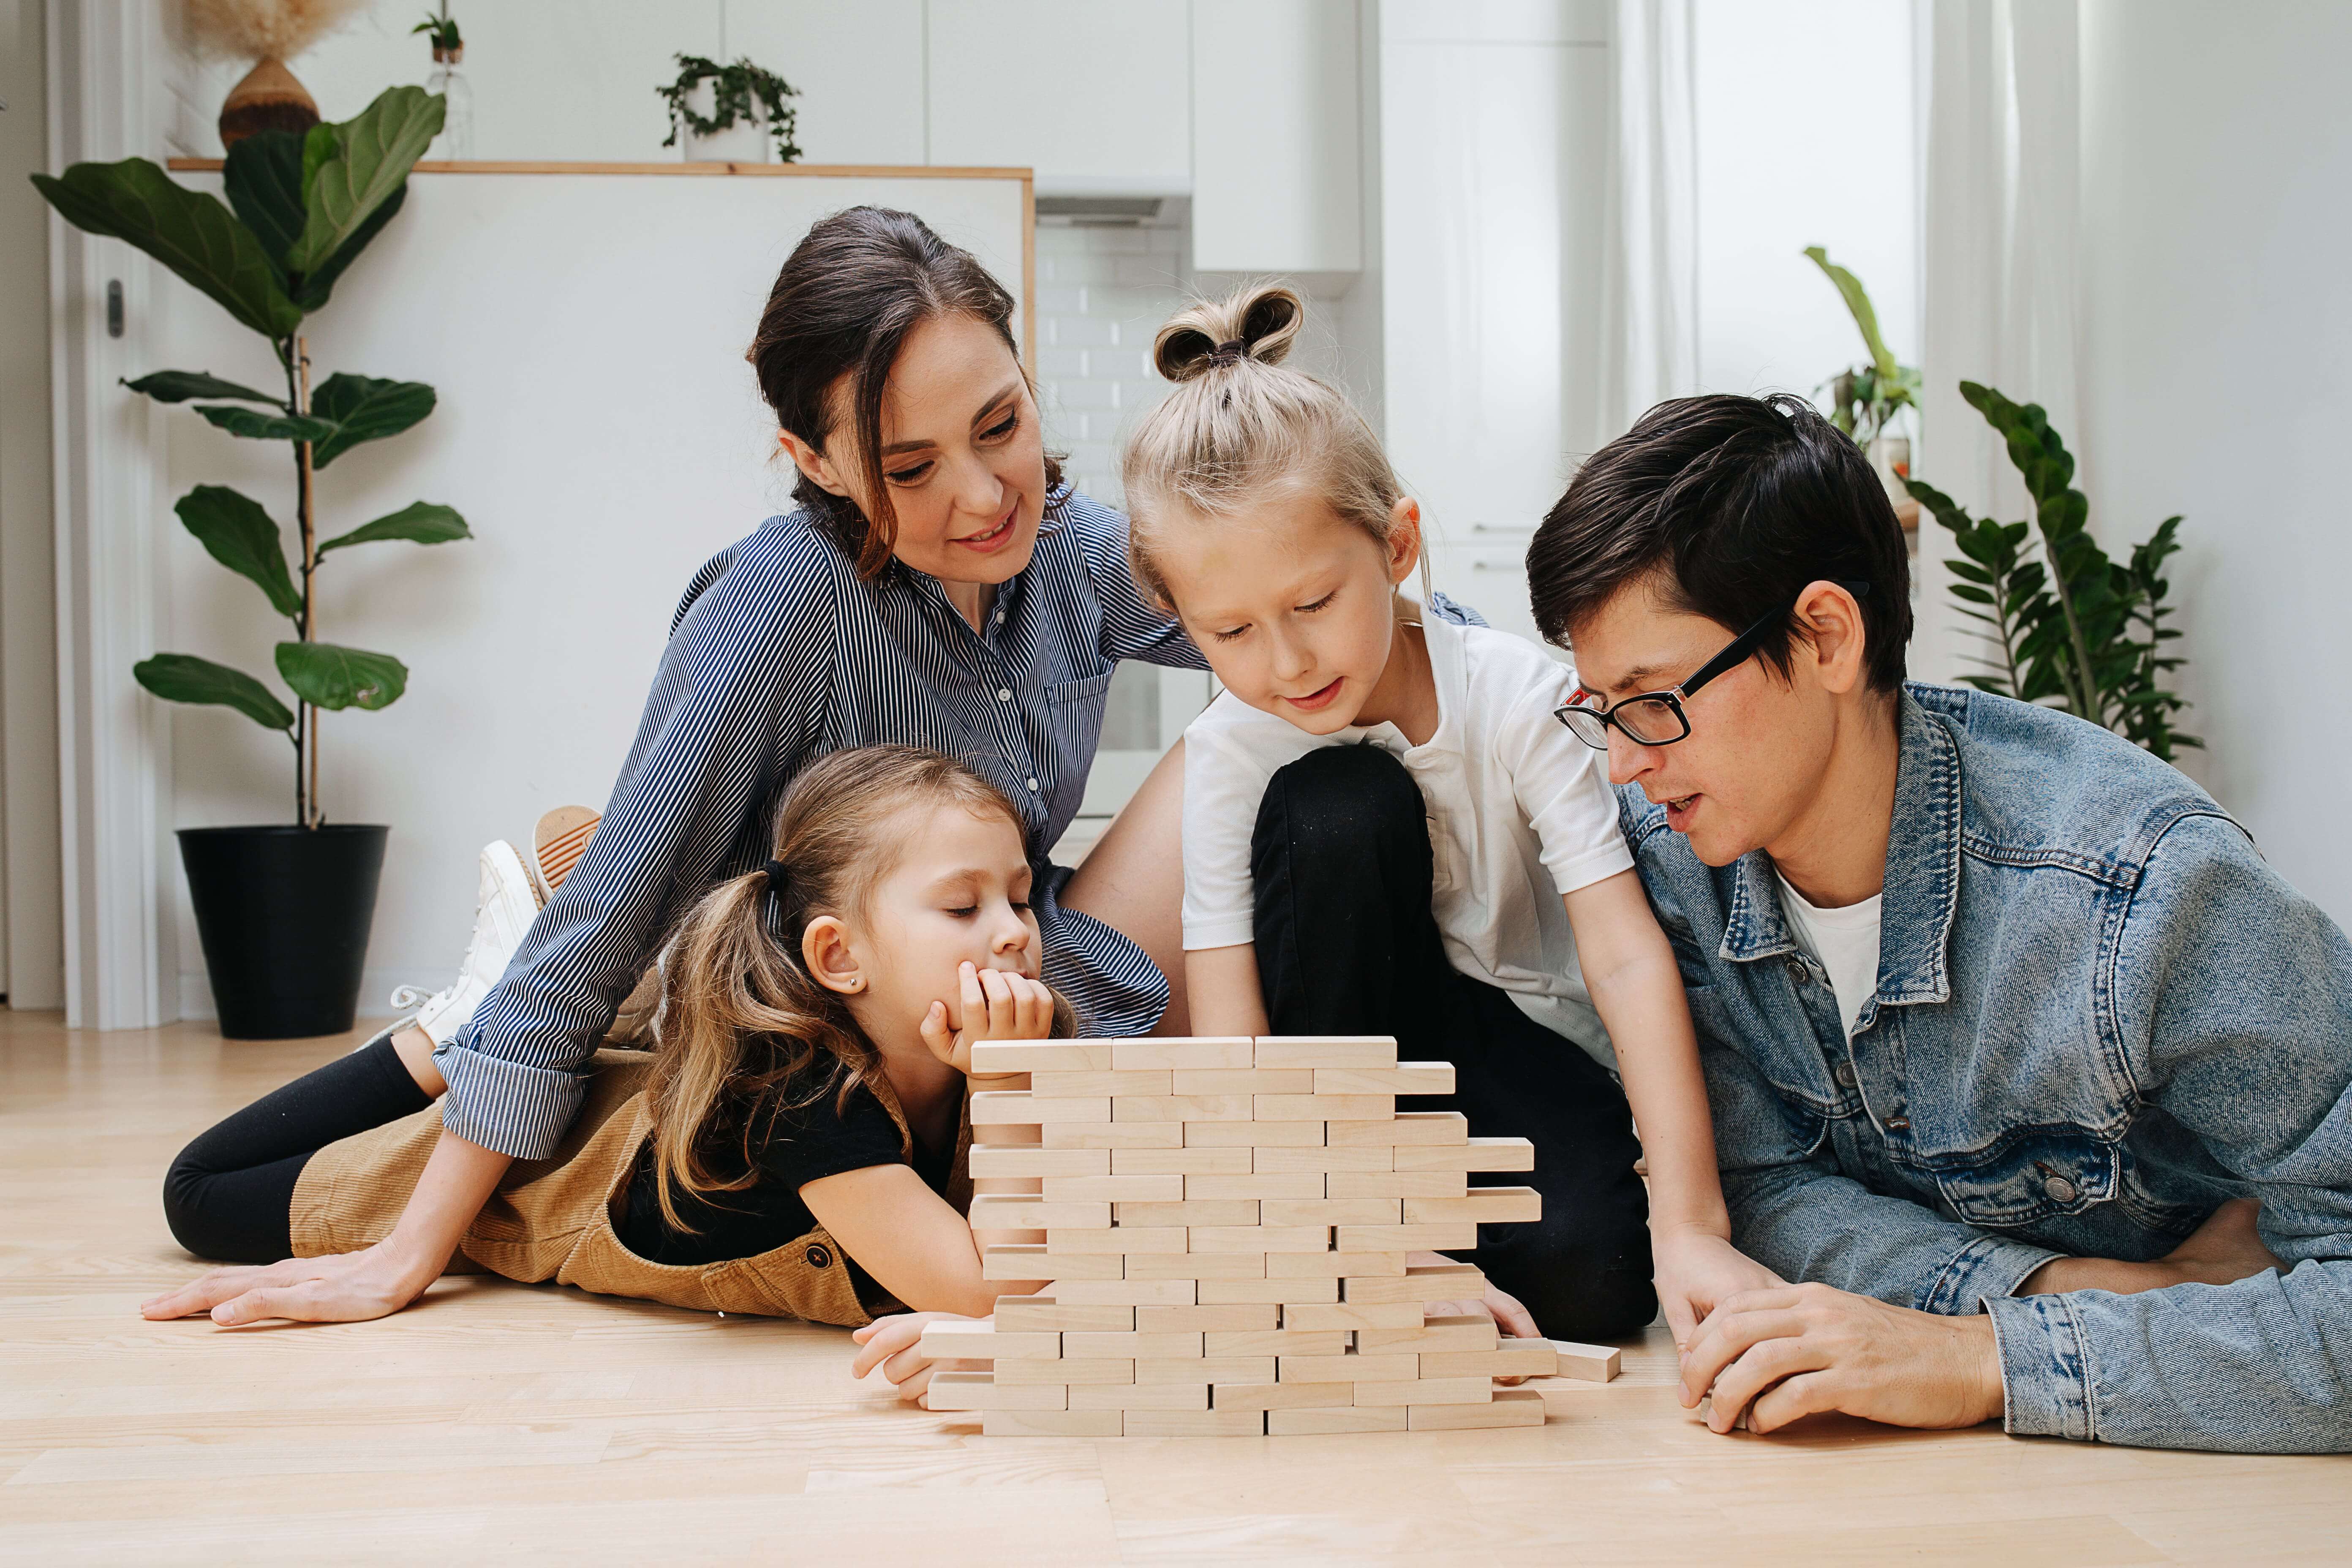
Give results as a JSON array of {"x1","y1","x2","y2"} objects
[{"x1": 179, "y1": 0, "x2": 370, "y2": 63}]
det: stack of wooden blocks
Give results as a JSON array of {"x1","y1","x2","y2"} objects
[{"x1": 922, "y1": 1035, "x2": 1620, "y2": 1437}]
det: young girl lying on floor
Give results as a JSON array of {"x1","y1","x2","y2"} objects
[
  {"x1": 1115, "y1": 283, "x2": 1780, "y2": 1347},
  {"x1": 144, "y1": 746, "x2": 1064, "y2": 1330}
]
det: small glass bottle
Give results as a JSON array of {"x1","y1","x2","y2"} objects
[{"x1": 427, "y1": 44, "x2": 474, "y2": 161}]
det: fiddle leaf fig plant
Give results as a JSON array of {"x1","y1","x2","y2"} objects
[{"x1": 31, "y1": 85, "x2": 472, "y2": 827}]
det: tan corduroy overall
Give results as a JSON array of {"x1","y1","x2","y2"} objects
[{"x1": 288, "y1": 1049, "x2": 972, "y2": 1328}]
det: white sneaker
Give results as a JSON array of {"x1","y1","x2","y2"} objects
[{"x1": 387, "y1": 840, "x2": 542, "y2": 1049}]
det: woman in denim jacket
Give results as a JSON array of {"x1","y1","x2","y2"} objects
[{"x1": 1525, "y1": 392, "x2": 2351, "y2": 1454}]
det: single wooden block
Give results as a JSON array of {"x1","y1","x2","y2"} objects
[
  {"x1": 1062, "y1": 1329, "x2": 1202, "y2": 1360},
  {"x1": 1394, "y1": 1135, "x2": 1536, "y2": 1172},
  {"x1": 1350, "y1": 1376, "x2": 1493, "y2": 1407},
  {"x1": 1549, "y1": 1339, "x2": 1622, "y2": 1382},
  {"x1": 1313, "y1": 1062, "x2": 1456, "y2": 1096},
  {"x1": 917, "y1": 1325, "x2": 1063, "y2": 1362},
  {"x1": 1068, "y1": 1380, "x2": 1209, "y2": 1411},
  {"x1": 1110, "y1": 1037, "x2": 1255, "y2": 1070},
  {"x1": 1137, "y1": 1303, "x2": 1280, "y2": 1333},
  {"x1": 1260, "y1": 1197, "x2": 1402, "y2": 1227},
  {"x1": 968, "y1": 1196, "x2": 1111, "y2": 1230},
  {"x1": 1189, "y1": 1224, "x2": 1331, "y2": 1254},
  {"x1": 1255, "y1": 1094, "x2": 1395, "y2": 1122},
  {"x1": 1136, "y1": 1355, "x2": 1274, "y2": 1386},
  {"x1": 1042, "y1": 1120, "x2": 1184, "y2": 1150},
  {"x1": 968, "y1": 1146, "x2": 1109, "y2": 1179},
  {"x1": 1254, "y1": 1144, "x2": 1393, "y2": 1173},
  {"x1": 1041, "y1": 1173, "x2": 1185, "y2": 1203},
  {"x1": 1326, "y1": 1171, "x2": 1469, "y2": 1199},
  {"x1": 1359, "y1": 1314, "x2": 1499, "y2": 1353},
  {"x1": 995, "y1": 1357, "x2": 1133, "y2": 1387},
  {"x1": 1328, "y1": 1112, "x2": 1469, "y2": 1147},
  {"x1": 1267, "y1": 1250, "x2": 1404, "y2": 1279},
  {"x1": 1123, "y1": 1251, "x2": 1266, "y2": 1282},
  {"x1": 972, "y1": 1092, "x2": 1110, "y2": 1126},
  {"x1": 1199, "y1": 1275, "x2": 1334, "y2": 1305},
  {"x1": 924, "y1": 1371, "x2": 1069, "y2": 1412},
  {"x1": 980, "y1": 1408, "x2": 1124, "y2": 1437},
  {"x1": 1404, "y1": 1187, "x2": 1543, "y2": 1225},
  {"x1": 1111, "y1": 1145, "x2": 1253, "y2": 1176},
  {"x1": 1123, "y1": 1408, "x2": 1267, "y2": 1438},
  {"x1": 1051, "y1": 1277, "x2": 1198, "y2": 1307},
  {"x1": 1277, "y1": 1352, "x2": 1420, "y2": 1384},
  {"x1": 1185, "y1": 1120, "x2": 1328, "y2": 1148},
  {"x1": 1185, "y1": 1172, "x2": 1325, "y2": 1201},
  {"x1": 1209, "y1": 1381, "x2": 1356, "y2": 1412},
  {"x1": 1420, "y1": 1342, "x2": 1559, "y2": 1378},
  {"x1": 970, "y1": 1121, "x2": 1043, "y2": 1147},
  {"x1": 983, "y1": 1244, "x2": 1118, "y2": 1281},
  {"x1": 1203, "y1": 1328, "x2": 1350, "y2": 1358},
  {"x1": 1267, "y1": 1405, "x2": 1407, "y2": 1434},
  {"x1": 969, "y1": 1040, "x2": 1116, "y2": 1074},
  {"x1": 1252, "y1": 1037, "x2": 1399, "y2": 1069},
  {"x1": 1282, "y1": 1300, "x2": 1425, "y2": 1331},
  {"x1": 1342, "y1": 1263, "x2": 1485, "y2": 1304},
  {"x1": 993, "y1": 1297, "x2": 1135, "y2": 1334},
  {"x1": 969, "y1": 1175, "x2": 1044, "y2": 1198},
  {"x1": 1410, "y1": 1388, "x2": 1546, "y2": 1429},
  {"x1": 1113, "y1": 1094, "x2": 1253, "y2": 1123},
  {"x1": 1114, "y1": 1199, "x2": 1259, "y2": 1228},
  {"x1": 1169, "y1": 1068, "x2": 1315, "y2": 1095},
  {"x1": 1337, "y1": 1222, "x2": 1478, "y2": 1252},
  {"x1": 1027, "y1": 1069, "x2": 1174, "y2": 1098},
  {"x1": 1045, "y1": 1226, "x2": 1187, "y2": 1255}
]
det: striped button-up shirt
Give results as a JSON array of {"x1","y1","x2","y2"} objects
[{"x1": 438, "y1": 488, "x2": 1206, "y2": 1160}]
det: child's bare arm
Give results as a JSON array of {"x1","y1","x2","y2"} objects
[{"x1": 1184, "y1": 943, "x2": 1272, "y2": 1038}]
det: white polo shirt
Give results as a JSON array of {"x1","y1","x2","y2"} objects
[{"x1": 1181, "y1": 612, "x2": 1633, "y2": 1065}]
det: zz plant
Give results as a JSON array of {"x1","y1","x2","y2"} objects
[
  {"x1": 33, "y1": 86, "x2": 470, "y2": 828},
  {"x1": 1906, "y1": 382, "x2": 2197, "y2": 761}
]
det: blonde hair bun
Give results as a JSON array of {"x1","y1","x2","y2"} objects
[{"x1": 1152, "y1": 282, "x2": 1306, "y2": 383}]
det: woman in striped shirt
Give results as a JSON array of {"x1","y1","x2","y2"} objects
[{"x1": 177, "y1": 207, "x2": 1206, "y2": 1326}]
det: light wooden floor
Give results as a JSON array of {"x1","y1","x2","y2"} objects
[{"x1": 3, "y1": 1010, "x2": 2344, "y2": 1564}]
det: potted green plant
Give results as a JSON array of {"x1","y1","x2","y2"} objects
[
  {"x1": 657, "y1": 53, "x2": 802, "y2": 164},
  {"x1": 1906, "y1": 382, "x2": 2197, "y2": 762},
  {"x1": 1805, "y1": 245, "x2": 1922, "y2": 502},
  {"x1": 32, "y1": 85, "x2": 473, "y2": 1037}
]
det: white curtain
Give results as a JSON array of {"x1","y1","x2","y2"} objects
[
  {"x1": 1913, "y1": 0, "x2": 2083, "y2": 682},
  {"x1": 1600, "y1": 0, "x2": 1700, "y2": 440}
]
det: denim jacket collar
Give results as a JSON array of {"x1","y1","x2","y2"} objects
[{"x1": 1718, "y1": 694, "x2": 1960, "y2": 1009}]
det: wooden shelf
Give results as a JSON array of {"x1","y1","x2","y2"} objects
[{"x1": 167, "y1": 158, "x2": 1032, "y2": 181}]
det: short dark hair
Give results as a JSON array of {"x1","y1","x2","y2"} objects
[{"x1": 1527, "y1": 393, "x2": 1913, "y2": 694}]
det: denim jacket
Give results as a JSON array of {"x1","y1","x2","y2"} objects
[{"x1": 1624, "y1": 684, "x2": 2352, "y2": 1453}]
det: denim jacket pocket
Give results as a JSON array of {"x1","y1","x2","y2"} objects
[
  {"x1": 1931, "y1": 1129, "x2": 2119, "y2": 1229},
  {"x1": 1687, "y1": 983, "x2": 1834, "y2": 1160}
]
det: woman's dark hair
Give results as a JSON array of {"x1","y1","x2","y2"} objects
[
  {"x1": 1526, "y1": 392, "x2": 1914, "y2": 694},
  {"x1": 745, "y1": 206, "x2": 1060, "y2": 578}
]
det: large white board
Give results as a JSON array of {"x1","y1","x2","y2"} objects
[{"x1": 158, "y1": 167, "x2": 1029, "y2": 1017}]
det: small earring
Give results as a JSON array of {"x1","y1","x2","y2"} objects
[{"x1": 847, "y1": 978, "x2": 864, "y2": 992}]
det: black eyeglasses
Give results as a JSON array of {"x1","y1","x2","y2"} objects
[{"x1": 1554, "y1": 581, "x2": 1871, "y2": 750}]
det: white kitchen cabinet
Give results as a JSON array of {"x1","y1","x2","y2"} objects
[
  {"x1": 925, "y1": 1, "x2": 1192, "y2": 191},
  {"x1": 1190, "y1": 0, "x2": 1363, "y2": 275}
]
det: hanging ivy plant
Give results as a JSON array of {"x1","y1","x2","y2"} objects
[{"x1": 657, "y1": 54, "x2": 802, "y2": 163}]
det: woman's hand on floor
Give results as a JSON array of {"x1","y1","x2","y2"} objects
[
  {"x1": 139, "y1": 1243, "x2": 437, "y2": 1326},
  {"x1": 1651, "y1": 1225, "x2": 1785, "y2": 1355},
  {"x1": 919, "y1": 963, "x2": 1059, "y2": 1073},
  {"x1": 852, "y1": 1311, "x2": 985, "y2": 1405}
]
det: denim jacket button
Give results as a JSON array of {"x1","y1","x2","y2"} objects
[
  {"x1": 2044, "y1": 1176, "x2": 2078, "y2": 1203},
  {"x1": 1884, "y1": 1116, "x2": 1910, "y2": 1132},
  {"x1": 1785, "y1": 957, "x2": 1808, "y2": 982},
  {"x1": 1834, "y1": 1062, "x2": 1857, "y2": 1088}
]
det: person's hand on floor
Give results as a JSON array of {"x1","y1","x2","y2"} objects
[
  {"x1": 852, "y1": 1311, "x2": 985, "y2": 1405},
  {"x1": 139, "y1": 1243, "x2": 437, "y2": 1326},
  {"x1": 1651, "y1": 1225, "x2": 1785, "y2": 1354},
  {"x1": 919, "y1": 963, "x2": 1058, "y2": 1075},
  {"x1": 1679, "y1": 1281, "x2": 2004, "y2": 1435},
  {"x1": 1410, "y1": 1251, "x2": 1541, "y2": 1381}
]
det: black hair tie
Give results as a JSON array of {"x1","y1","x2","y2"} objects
[
  {"x1": 1207, "y1": 337, "x2": 1248, "y2": 367},
  {"x1": 762, "y1": 858, "x2": 791, "y2": 896}
]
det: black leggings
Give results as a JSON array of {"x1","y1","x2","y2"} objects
[
  {"x1": 163, "y1": 1032, "x2": 432, "y2": 1264},
  {"x1": 1252, "y1": 742, "x2": 1659, "y2": 1341}
]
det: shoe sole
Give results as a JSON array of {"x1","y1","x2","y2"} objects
[{"x1": 531, "y1": 805, "x2": 600, "y2": 905}]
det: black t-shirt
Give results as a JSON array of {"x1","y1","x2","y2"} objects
[{"x1": 616, "y1": 1079, "x2": 960, "y2": 1307}]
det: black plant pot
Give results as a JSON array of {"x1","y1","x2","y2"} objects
[{"x1": 179, "y1": 824, "x2": 389, "y2": 1040}]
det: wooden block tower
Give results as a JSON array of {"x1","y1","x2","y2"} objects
[{"x1": 919, "y1": 1035, "x2": 1616, "y2": 1437}]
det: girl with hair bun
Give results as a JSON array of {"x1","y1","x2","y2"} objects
[
  {"x1": 1123, "y1": 283, "x2": 1779, "y2": 1346},
  {"x1": 151, "y1": 746, "x2": 1067, "y2": 1339}
]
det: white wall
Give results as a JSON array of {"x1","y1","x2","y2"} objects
[{"x1": 2074, "y1": 0, "x2": 2352, "y2": 924}]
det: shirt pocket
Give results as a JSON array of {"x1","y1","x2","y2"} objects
[
  {"x1": 1929, "y1": 1129, "x2": 2119, "y2": 1229},
  {"x1": 1045, "y1": 668, "x2": 1117, "y2": 768}
]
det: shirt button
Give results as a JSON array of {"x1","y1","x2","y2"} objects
[
  {"x1": 1834, "y1": 1062, "x2": 1857, "y2": 1088},
  {"x1": 996, "y1": 609, "x2": 1006, "y2": 623},
  {"x1": 2044, "y1": 1175, "x2": 2078, "y2": 1203},
  {"x1": 805, "y1": 1244, "x2": 833, "y2": 1269},
  {"x1": 1026, "y1": 778, "x2": 1039, "y2": 792},
  {"x1": 996, "y1": 688, "x2": 1013, "y2": 702}
]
